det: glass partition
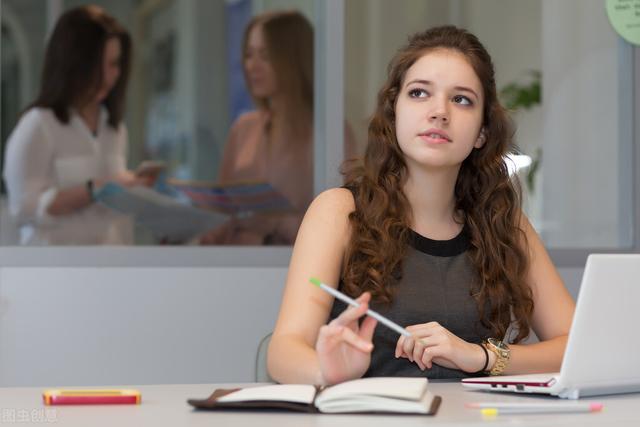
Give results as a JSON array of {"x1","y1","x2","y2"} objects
[
  {"x1": 0, "y1": 0, "x2": 323, "y2": 246},
  {"x1": 344, "y1": 0, "x2": 635, "y2": 250},
  {"x1": 1, "y1": 0, "x2": 636, "y2": 253}
]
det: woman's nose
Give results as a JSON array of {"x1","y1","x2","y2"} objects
[
  {"x1": 245, "y1": 56, "x2": 261, "y2": 71},
  {"x1": 428, "y1": 99, "x2": 449, "y2": 123}
]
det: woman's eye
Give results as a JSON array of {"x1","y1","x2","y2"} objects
[
  {"x1": 453, "y1": 95, "x2": 472, "y2": 105},
  {"x1": 244, "y1": 50, "x2": 269, "y2": 61},
  {"x1": 409, "y1": 88, "x2": 428, "y2": 98}
]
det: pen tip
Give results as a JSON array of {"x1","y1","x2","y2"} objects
[
  {"x1": 309, "y1": 277, "x2": 321, "y2": 287},
  {"x1": 480, "y1": 409, "x2": 498, "y2": 417},
  {"x1": 590, "y1": 403, "x2": 604, "y2": 412}
]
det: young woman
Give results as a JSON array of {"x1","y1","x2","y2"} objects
[
  {"x1": 202, "y1": 10, "x2": 355, "y2": 245},
  {"x1": 268, "y1": 26, "x2": 575, "y2": 385},
  {"x1": 4, "y1": 5, "x2": 146, "y2": 245}
]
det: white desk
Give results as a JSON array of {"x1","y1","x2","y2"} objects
[{"x1": 1, "y1": 382, "x2": 639, "y2": 426}]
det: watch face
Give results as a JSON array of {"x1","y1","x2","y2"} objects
[{"x1": 488, "y1": 337, "x2": 508, "y2": 350}]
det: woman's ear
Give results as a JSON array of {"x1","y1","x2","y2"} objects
[{"x1": 474, "y1": 128, "x2": 487, "y2": 148}]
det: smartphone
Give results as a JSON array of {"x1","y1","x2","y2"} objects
[
  {"x1": 135, "y1": 160, "x2": 166, "y2": 177},
  {"x1": 42, "y1": 389, "x2": 141, "y2": 405}
]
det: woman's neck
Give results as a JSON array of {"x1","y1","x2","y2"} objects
[
  {"x1": 403, "y1": 164, "x2": 463, "y2": 239},
  {"x1": 77, "y1": 102, "x2": 101, "y2": 134},
  {"x1": 267, "y1": 95, "x2": 312, "y2": 139}
]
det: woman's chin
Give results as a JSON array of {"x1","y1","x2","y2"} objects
[
  {"x1": 94, "y1": 88, "x2": 112, "y2": 103},
  {"x1": 250, "y1": 86, "x2": 276, "y2": 99}
]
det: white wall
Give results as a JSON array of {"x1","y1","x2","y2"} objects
[
  {"x1": 0, "y1": 249, "x2": 585, "y2": 387},
  {"x1": 0, "y1": 265, "x2": 287, "y2": 387},
  {"x1": 541, "y1": 0, "x2": 629, "y2": 247}
]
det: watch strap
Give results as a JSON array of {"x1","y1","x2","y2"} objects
[
  {"x1": 484, "y1": 339, "x2": 510, "y2": 376},
  {"x1": 86, "y1": 179, "x2": 95, "y2": 202}
]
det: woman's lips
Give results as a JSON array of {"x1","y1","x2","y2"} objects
[{"x1": 418, "y1": 129, "x2": 451, "y2": 144}]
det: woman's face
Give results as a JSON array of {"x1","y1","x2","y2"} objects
[
  {"x1": 244, "y1": 24, "x2": 278, "y2": 99},
  {"x1": 94, "y1": 37, "x2": 122, "y2": 103},
  {"x1": 394, "y1": 48, "x2": 485, "y2": 172}
]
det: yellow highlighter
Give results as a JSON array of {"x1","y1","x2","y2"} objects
[{"x1": 43, "y1": 389, "x2": 141, "y2": 405}]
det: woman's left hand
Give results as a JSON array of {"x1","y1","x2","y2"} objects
[
  {"x1": 105, "y1": 171, "x2": 150, "y2": 188},
  {"x1": 394, "y1": 322, "x2": 486, "y2": 372}
]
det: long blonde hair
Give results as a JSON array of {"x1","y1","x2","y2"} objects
[{"x1": 242, "y1": 10, "x2": 313, "y2": 131}]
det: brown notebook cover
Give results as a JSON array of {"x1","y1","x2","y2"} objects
[{"x1": 187, "y1": 387, "x2": 442, "y2": 415}]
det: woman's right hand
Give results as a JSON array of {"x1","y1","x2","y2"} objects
[
  {"x1": 316, "y1": 292, "x2": 378, "y2": 385},
  {"x1": 95, "y1": 171, "x2": 143, "y2": 191}
]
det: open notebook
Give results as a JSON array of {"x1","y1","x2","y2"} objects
[{"x1": 188, "y1": 377, "x2": 441, "y2": 415}]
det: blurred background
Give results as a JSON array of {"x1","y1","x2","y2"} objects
[{"x1": 0, "y1": 0, "x2": 636, "y2": 251}]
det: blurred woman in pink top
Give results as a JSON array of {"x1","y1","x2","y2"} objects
[{"x1": 201, "y1": 10, "x2": 355, "y2": 245}]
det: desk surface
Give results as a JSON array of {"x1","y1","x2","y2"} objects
[{"x1": 1, "y1": 382, "x2": 638, "y2": 426}]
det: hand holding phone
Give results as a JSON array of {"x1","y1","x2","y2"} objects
[
  {"x1": 134, "y1": 160, "x2": 166, "y2": 186},
  {"x1": 135, "y1": 160, "x2": 166, "y2": 177}
]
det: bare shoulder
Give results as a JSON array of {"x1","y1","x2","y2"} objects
[
  {"x1": 232, "y1": 110, "x2": 266, "y2": 131},
  {"x1": 296, "y1": 188, "x2": 356, "y2": 248},
  {"x1": 305, "y1": 188, "x2": 355, "y2": 224},
  {"x1": 312, "y1": 187, "x2": 355, "y2": 211},
  {"x1": 225, "y1": 110, "x2": 267, "y2": 155}
]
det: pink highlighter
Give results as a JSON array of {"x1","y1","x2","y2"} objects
[{"x1": 43, "y1": 389, "x2": 141, "y2": 405}]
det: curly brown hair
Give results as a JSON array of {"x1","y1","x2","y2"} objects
[{"x1": 342, "y1": 26, "x2": 533, "y2": 343}]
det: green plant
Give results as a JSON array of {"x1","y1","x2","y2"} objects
[
  {"x1": 500, "y1": 70, "x2": 541, "y2": 111},
  {"x1": 500, "y1": 70, "x2": 542, "y2": 192}
]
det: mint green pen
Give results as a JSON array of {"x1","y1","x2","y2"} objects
[{"x1": 310, "y1": 277, "x2": 411, "y2": 337}]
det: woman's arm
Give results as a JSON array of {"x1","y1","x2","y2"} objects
[
  {"x1": 268, "y1": 188, "x2": 376, "y2": 384},
  {"x1": 499, "y1": 215, "x2": 575, "y2": 374},
  {"x1": 5, "y1": 112, "x2": 141, "y2": 219},
  {"x1": 4, "y1": 111, "x2": 58, "y2": 223},
  {"x1": 46, "y1": 173, "x2": 138, "y2": 216},
  {"x1": 45, "y1": 184, "x2": 94, "y2": 216},
  {"x1": 217, "y1": 113, "x2": 247, "y2": 184}
]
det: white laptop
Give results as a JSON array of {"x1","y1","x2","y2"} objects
[{"x1": 462, "y1": 254, "x2": 640, "y2": 399}]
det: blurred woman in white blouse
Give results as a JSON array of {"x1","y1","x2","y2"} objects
[{"x1": 3, "y1": 5, "x2": 147, "y2": 245}]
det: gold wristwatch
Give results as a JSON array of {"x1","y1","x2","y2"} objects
[{"x1": 483, "y1": 338, "x2": 510, "y2": 376}]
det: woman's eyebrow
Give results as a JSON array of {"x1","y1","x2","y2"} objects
[
  {"x1": 404, "y1": 79, "x2": 432, "y2": 88},
  {"x1": 453, "y1": 86, "x2": 479, "y2": 100},
  {"x1": 404, "y1": 79, "x2": 479, "y2": 100}
]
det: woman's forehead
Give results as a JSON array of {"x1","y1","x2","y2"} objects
[
  {"x1": 247, "y1": 24, "x2": 266, "y2": 47},
  {"x1": 403, "y1": 49, "x2": 482, "y2": 93}
]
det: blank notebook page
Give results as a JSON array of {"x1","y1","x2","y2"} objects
[{"x1": 216, "y1": 384, "x2": 316, "y2": 404}]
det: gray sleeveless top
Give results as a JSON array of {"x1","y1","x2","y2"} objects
[{"x1": 329, "y1": 227, "x2": 492, "y2": 379}]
